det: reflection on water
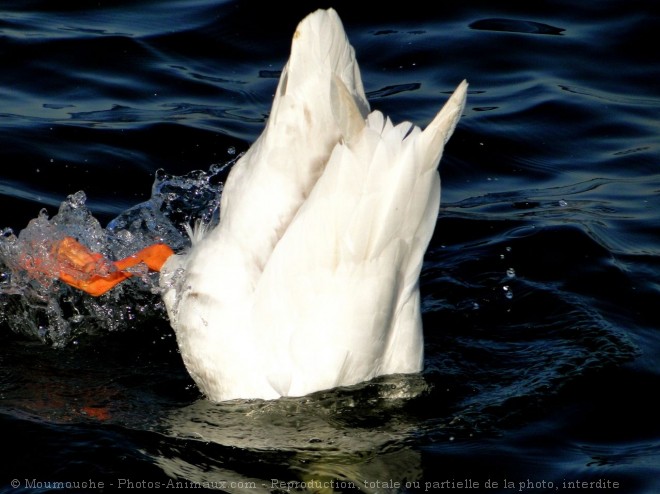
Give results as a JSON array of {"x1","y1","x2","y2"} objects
[{"x1": 153, "y1": 376, "x2": 428, "y2": 491}]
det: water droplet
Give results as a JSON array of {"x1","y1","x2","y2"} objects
[
  {"x1": 227, "y1": 146, "x2": 236, "y2": 155},
  {"x1": 506, "y1": 268, "x2": 516, "y2": 278},
  {"x1": 558, "y1": 199, "x2": 568, "y2": 207},
  {"x1": 68, "y1": 190, "x2": 87, "y2": 209}
]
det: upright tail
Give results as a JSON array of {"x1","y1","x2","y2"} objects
[{"x1": 254, "y1": 80, "x2": 468, "y2": 396}]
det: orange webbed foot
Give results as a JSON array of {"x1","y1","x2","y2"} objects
[
  {"x1": 113, "y1": 243, "x2": 175, "y2": 272},
  {"x1": 41, "y1": 237, "x2": 174, "y2": 297}
]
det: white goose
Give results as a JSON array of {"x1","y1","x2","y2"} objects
[{"x1": 160, "y1": 8, "x2": 467, "y2": 402}]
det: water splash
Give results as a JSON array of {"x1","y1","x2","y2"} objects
[{"x1": 0, "y1": 163, "x2": 229, "y2": 347}]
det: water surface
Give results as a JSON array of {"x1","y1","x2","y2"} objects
[{"x1": 1, "y1": 0, "x2": 659, "y2": 492}]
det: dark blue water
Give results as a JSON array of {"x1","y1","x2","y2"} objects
[{"x1": 1, "y1": 0, "x2": 659, "y2": 492}]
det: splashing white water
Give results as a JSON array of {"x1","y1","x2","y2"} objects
[{"x1": 0, "y1": 163, "x2": 229, "y2": 347}]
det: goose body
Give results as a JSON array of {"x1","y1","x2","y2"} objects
[{"x1": 160, "y1": 8, "x2": 467, "y2": 402}]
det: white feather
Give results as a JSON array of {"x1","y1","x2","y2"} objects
[{"x1": 160, "y1": 8, "x2": 467, "y2": 402}]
